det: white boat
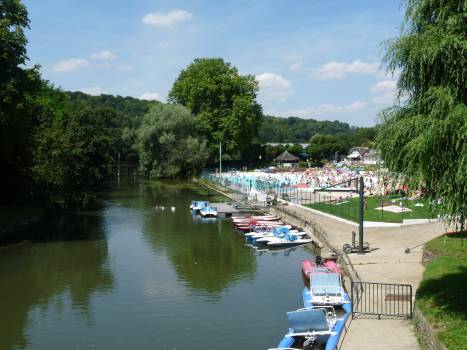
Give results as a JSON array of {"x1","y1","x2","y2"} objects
[
  {"x1": 244, "y1": 225, "x2": 292, "y2": 237},
  {"x1": 199, "y1": 206, "x2": 218, "y2": 218},
  {"x1": 266, "y1": 236, "x2": 313, "y2": 247},
  {"x1": 231, "y1": 215, "x2": 279, "y2": 223},
  {"x1": 252, "y1": 226, "x2": 312, "y2": 247},
  {"x1": 253, "y1": 231, "x2": 307, "y2": 241},
  {"x1": 303, "y1": 272, "x2": 346, "y2": 306},
  {"x1": 249, "y1": 229, "x2": 304, "y2": 241}
]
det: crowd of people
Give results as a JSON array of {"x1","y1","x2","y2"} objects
[{"x1": 218, "y1": 165, "x2": 387, "y2": 195}]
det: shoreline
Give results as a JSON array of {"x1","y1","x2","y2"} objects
[{"x1": 200, "y1": 176, "x2": 447, "y2": 350}]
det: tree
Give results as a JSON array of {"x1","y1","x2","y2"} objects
[
  {"x1": 168, "y1": 58, "x2": 262, "y2": 156},
  {"x1": 33, "y1": 106, "x2": 116, "y2": 208},
  {"x1": 377, "y1": 0, "x2": 466, "y2": 228},
  {"x1": 0, "y1": 0, "x2": 41, "y2": 202},
  {"x1": 265, "y1": 144, "x2": 286, "y2": 162},
  {"x1": 62, "y1": 91, "x2": 158, "y2": 161},
  {"x1": 307, "y1": 134, "x2": 349, "y2": 163},
  {"x1": 287, "y1": 144, "x2": 304, "y2": 158},
  {"x1": 258, "y1": 115, "x2": 352, "y2": 143},
  {"x1": 136, "y1": 104, "x2": 209, "y2": 179}
]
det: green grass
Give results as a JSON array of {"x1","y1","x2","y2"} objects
[
  {"x1": 417, "y1": 233, "x2": 467, "y2": 350},
  {"x1": 306, "y1": 195, "x2": 434, "y2": 223}
]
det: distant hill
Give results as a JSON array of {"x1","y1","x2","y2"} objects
[
  {"x1": 64, "y1": 91, "x2": 159, "y2": 129},
  {"x1": 258, "y1": 115, "x2": 353, "y2": 143}
]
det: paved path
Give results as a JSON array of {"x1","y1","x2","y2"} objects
[{"x1": 280, "y1": 204, "x2": 448, "y2": 350}]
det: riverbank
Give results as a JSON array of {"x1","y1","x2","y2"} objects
[{"x1": 415, "y1": 232, "x2": 467, "y2": 350}]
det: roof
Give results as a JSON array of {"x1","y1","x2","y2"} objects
[
  {"x1": 348, "y1": 147, "x2": 370, "y2": 156},
  {"x1": 275, "y1": 150, "x2": 300, "y2": 162},
  {"x1": 266, "y1": 142, "x2": 309, "y2": 148}
]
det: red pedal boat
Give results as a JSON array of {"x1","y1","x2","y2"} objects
[{"x1": 301, "y1": 256, "x2": 343, "y2": 279}]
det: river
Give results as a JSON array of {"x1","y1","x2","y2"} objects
[{"x1": 0, "y1": 181, "x2": 316, "y2": 350}]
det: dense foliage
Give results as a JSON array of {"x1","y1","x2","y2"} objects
[
  {"x1": 61, "y1": 91, "x2": 157, "y2": 161},
  {"x1": 136, "y1": 104, "x2": 209, "y2": 179},
  {"x1": 377, "y1": 0, "x2": 467, "y2": 228},
  {"x1": 258, "y1": 116, "x2": 351, "y2": 143},
  {"x1": 169, "y1": 58, "x2": 262, "y2": 156},
  {"x1": 33, "y1": 100, "x2": 117, "y2": 208},
  {"x1": 0, "y1": 0, "x2": 41, "y2": 203}
]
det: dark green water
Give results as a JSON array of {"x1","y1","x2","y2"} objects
[{"x1": 0, "y1": 182, "x2": 316, "y2": 350}]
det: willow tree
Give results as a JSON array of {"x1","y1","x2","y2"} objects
[{"x1": 377, "y1": 0, "x2": 466, "y2": 229}]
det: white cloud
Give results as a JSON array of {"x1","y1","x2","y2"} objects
[
  {"x1": 289, "y1": 61, "x2": 303, "y2": 71},
  {"x1": 370, "y1": 79, "x2": 398, "y2": 104},
  {"x1": 80, "y1": 86, "x2": 106, "y2": 96},
  {"x1": 372, "y1": 92, "x2": 395, "y2": 104},
  {"x1": 278, "y1": 101, "x2": 367, "y2": 118},
  {"x1": 117, "y1": 63, "x2": 135, "y2": 71},
  {"x1": 256, "y1": 72, "x2": 293, "y2": 100},
  {"x1": 157, "y1": 42, "x2": 169, "y2": 49},
  {"x1": 285, "y1": 55, "x2": 303, "y2": 71},
  {"x1": 139, "y1": 92, "x2": 162, "y2": 101},
  {"x1": 53, "y1": 58, "x2": 89, "y2": 72},
  {"x1": 142, "y1": 10, "x2": 192, "y2": 27},
  {"x1": 90, "y1": 50, "x2": 117, "y2": 61},
  {"x1": 312, "y1": 59, "x2": 379, "y2": 79},
  {"x1": 370, "y1": 79, "x2": 397, "y2": 93}
]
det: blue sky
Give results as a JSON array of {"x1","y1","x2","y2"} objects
[{"x1": 23, "y1": 0, "x2": 404, "y2": 126}]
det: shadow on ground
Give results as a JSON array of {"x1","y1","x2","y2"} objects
[{"x1": 416, "y1": 265, "x2": 467, "y2": 320}]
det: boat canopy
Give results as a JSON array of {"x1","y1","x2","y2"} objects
[
  {"x1": 273, "y1": 226, "x2": 290, "y2": 237},
  {"x1": 311, "y1": 273, "x2": 342, "y2": 296},
  {"x1": 201, "y1": 206, "x2": 216, "y2": 212}
]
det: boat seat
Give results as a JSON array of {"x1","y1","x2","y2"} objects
[
  {"x1": 287, "y1": 308, "x2": 329, "y2": 332},
  {"x1": 313, "y1": 267, "x2": 331, "y2": 273}
]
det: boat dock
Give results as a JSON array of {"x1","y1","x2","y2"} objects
[{"x1": 210, "y1": 203, "x2": 239, "y2": 217}]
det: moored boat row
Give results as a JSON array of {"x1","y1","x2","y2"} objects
[
  {"x1": 231, "y1": 214, "x2": 314, "y2": 248},
  {"x1": 270, "y1": 256, "x2": 351, "y2": 350}
]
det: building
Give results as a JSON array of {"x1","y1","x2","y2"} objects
[
  {"x1": 275, "y1": 150, "x2": 300, "y2": 167},
  {"x1": 346, "y1": 147, "x2": 382, "y2": 165}
]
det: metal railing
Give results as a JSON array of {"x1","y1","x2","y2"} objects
[{"x1": 351, "y1": 281, "x2": 413, "y2": 319}]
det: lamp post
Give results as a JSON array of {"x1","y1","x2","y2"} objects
[{"x1": 219, "y1": 142, "x2": 222, "y2": 175}]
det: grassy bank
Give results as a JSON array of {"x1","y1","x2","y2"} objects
[
  {"x1": 307, "y1": 196, "x2": 434, "y2": 223},
  {"x1": 417, "y1": 232, "x2": 467, "y2": 349}
]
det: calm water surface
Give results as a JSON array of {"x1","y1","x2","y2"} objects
[{"x1": 0, "y1": 182, "x2": 316, "y2": 350}]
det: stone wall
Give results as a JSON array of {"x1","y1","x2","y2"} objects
[{"x1": 413, "y1": 307, "x2": 447, "y2": 350}]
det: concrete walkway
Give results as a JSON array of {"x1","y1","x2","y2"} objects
[{"x1": 282, "y1": 203, "x2": 448, "y2": 350}]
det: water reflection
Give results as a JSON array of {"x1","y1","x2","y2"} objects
[
  {"x1": 141, "y1": 183, "x2": 257, "y2": 296},
  {"x1": 0, "y1": 213, "x2": 113, "y2": 349}
]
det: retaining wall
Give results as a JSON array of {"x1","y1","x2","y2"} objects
[{"x1": 413, "y1": 307, "x2": 447, "y2": 350}]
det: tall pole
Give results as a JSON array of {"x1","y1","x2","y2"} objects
[
  {"x1": 358, "y1": 176, "x2": 364, "y2": 254},
  {"x1": 117, "y1": 152, "x2": 120, "y2": 185},
  {"x1": 219, "y1": 142, "x2": 222, "y2": 175}
]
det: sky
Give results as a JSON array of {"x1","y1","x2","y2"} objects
[{"x1": 23, "y1": 0, "x2": 404, "y2": 127}]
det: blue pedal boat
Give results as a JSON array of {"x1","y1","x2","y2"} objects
[{"x1": 269, "y1": 306, "x2": 349, "y2": 350}]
